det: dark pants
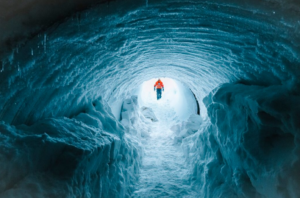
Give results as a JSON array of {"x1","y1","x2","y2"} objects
[{"x1": 156, "y1": 89, "x2": 162, "y2": 100}]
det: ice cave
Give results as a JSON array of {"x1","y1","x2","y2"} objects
[{"x1": 0, "y1": 0, "x2": 299, "y2": 197}]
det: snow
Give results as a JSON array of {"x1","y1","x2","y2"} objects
[
  {"x1": 137, "y1": 78, "x2": 197, "y2": 121},
  {"x1": 182, "y1": 83, "x2": 300, "y2": 198},
  {"x1": 132, "y1": 97, "x2": 199, "y2": 197},
  {"x1": 0, "y1": 0, "x2": 299, "y2": 197},
  {"x1": 0, "y1": 97, "x2": 142, "y2": 198},
  {"x1": 172, "y1": 114, "x2": 202, "y2": 144},
  {"x1": 140, "y1": 107, "x2": 158, "y2": 122}
]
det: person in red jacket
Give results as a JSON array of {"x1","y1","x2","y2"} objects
[{"x1": 154, "y1": 79, "x2": 164, "y2": 100}]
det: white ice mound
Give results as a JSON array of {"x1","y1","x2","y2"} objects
[
  {"x1": 140, "y1": 106, "x2": 158, "y2": 122},
  {"x1": 121, "y1": 96, "x2": 138, "y2": 126},
  {"x1": 120, "y1": 95, "x2": 151, "y2": 138},
  {"x1": 172, "y1": 114, "x2": 202, "y2": 143},
  {"x1": 0, "y1": 97, "x2": 141, "y2": 198}
]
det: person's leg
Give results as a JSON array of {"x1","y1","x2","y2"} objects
[
  {"x1": 160, "y1": 89, "x2": 162, "y2": 99},
  {"x1": 157, "y1": 89, "x2": 161, "y2": 100}
]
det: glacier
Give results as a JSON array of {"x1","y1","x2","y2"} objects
[
  {"x1": 0, "y1": 0, "x2": 300, "y2": 197},
  {"x1": 0, "y1": 97, "x2": 142, "y2": 198}
]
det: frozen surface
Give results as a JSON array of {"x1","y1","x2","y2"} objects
[
  {"x1": 0, "y1": 97, "x2": 142, "y2": 197},
  {"x1": 0, "y1": 0, "x2": 299, "y2": 125},
  {"x1": 137, "y1": 78, "x2": 197, "y2": 120},
  {"x1": 182, "y1": 83, "x2": 300, "y2": 198},
  {"x1": 172, "y1": 114, "x2": 202, "y2": 144},
  {"x1": 0, "y1": 0, "x2": 299, "y2": 197},
  {"x1": 132, "y1": 100, "x2": 198, "y2": 197},
  {"x1": 140, "y1": 107, "x2": 158, "y2": 122}
]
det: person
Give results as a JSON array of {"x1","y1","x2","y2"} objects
[{"x1": 154, "y1": 79, "x2": 164, "y2": 100}]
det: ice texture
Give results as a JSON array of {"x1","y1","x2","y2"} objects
[
  {"x1": 132, "y1": 97, "x2": 198, "y2": 197},
  {"x1": 140, "y1": 107, "x2": 158, "y2": 122},
  {"x1": 0, "y1": 0, "x2": 299, "y2": 122},
  {"x1": 182, "y1": 83, "x2": 300, "y2": 198},
  {"x1": 137, "y1": 78, "x2": 198, "y2": 121},
  {"x1": 172, "y1": 114, "x2": 202, "y2": 144},
  {"x1": 120, "y1": 96, "x2": 154, "y2": 139},
  {"x1": 0, "y1": 0, "x2": 299, "y2": 197},
  {"x1": 0, "y1": 97, "x2": 141, "y2": 198}
]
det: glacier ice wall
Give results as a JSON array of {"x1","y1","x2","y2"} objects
[
  {"x1": 0, "y1": 0, "x2": 113, "y2": 55},
  {"x1": 0, "y1": 0, "x2": 299, "y2": 123},
  {"x1": 0, "y1": 0, "x2": 299, "y2": 197},
  {"x1": 0, "y1": 97, "x2": 142, "y2": 197},
  {"x1": 183, "y1": 83, "x2": 300, "y2": 198}
]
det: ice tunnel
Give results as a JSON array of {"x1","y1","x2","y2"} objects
[{"x1": 0, "y1": 0, "x2": 300, "y2": 197}]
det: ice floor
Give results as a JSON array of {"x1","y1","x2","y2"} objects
[{"x1": 132, "y1": 103, "x2": 197, "y2": 198}]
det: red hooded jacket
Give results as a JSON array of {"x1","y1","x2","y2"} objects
[{"x1": 154, "y1": 80, "x2": 164, "y2": 89}]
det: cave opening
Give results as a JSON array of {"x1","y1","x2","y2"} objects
[
  {"x1": 117, "y1": 78, "x2": 201, "y2": 197},
  {"x1": 136, "y1": 77, "x2": 198, "y2": 121}
]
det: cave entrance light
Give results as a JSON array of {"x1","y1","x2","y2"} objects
[{"x1": 137, "y1": 78, "x2": 198, "y2": 122}]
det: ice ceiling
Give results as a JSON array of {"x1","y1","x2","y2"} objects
[
  {"x1": 0, "y1": 0, "x2": 298, "y2": 124},
  {"x1": 0, "y1": 0, "x2": 300, "y2": 197}
]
